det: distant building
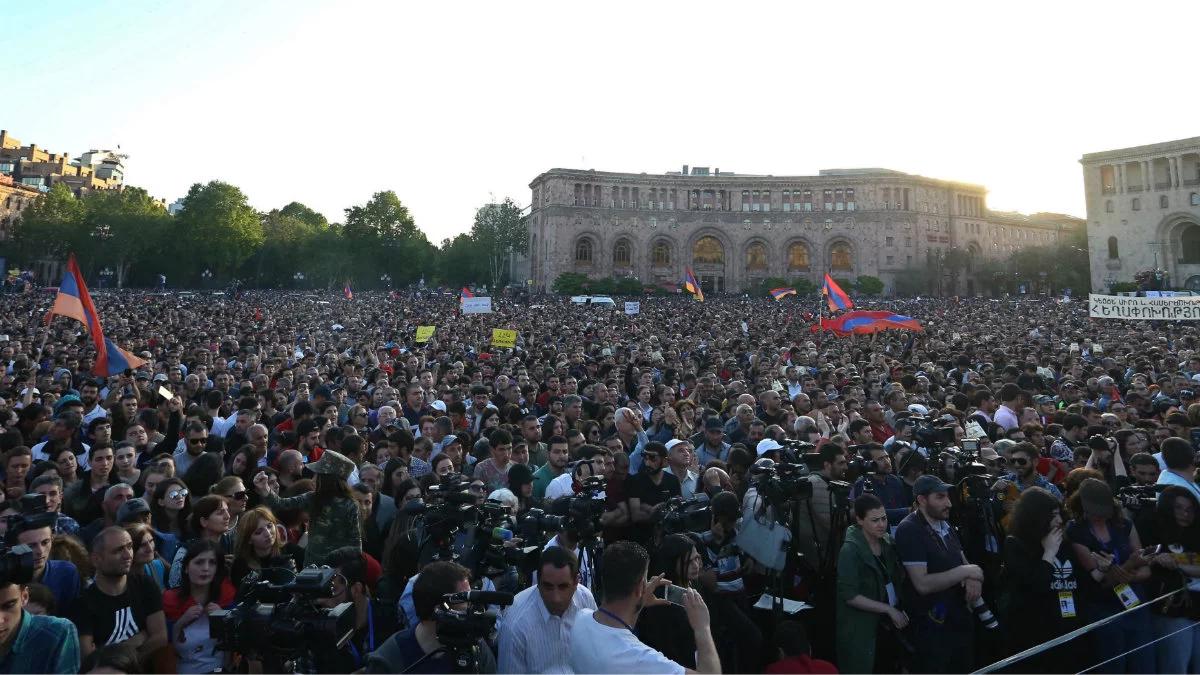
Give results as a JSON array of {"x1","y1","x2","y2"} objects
[
  {"x1": 0, "y1": 130, "x2": 123, "y2": 196},
  {"x1": 168, "y1": 198, "x2": 185, "y2": 215},
  {"x1": 0, "y1": 174, "x2": 40, "y2": 241},
  {"x1": 528, "y1": 165, "x2": 1082, "y2": 295},
  {"x1": 1081, "y1": 137, "x2": 1200, "y2": 292}
]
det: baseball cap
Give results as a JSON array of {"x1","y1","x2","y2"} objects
[
  {"x1": 431, "y1": 400, "x2": 447, "y2": 413},
  {"x1": 756, "y1": 439, "x2": 784, "y2": 457},
  {"x1": 1033, "y1": 395, "x2": 1055, "y2": 405},
  {"x1": 116, "y1": 498, "x2": 151, "y2": 524},
  {"x1": 913, "y1": 474, "x2": 953, "y2": 496},
  {"x1": 664, "y1": 439, "x2": 689, "y2": 452},
  {"x1": 907, "y1": 404, "x2": 930, "y2": 416}
]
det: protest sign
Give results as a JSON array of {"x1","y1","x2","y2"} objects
[
  {"x1": 625, "y1": 301, "x2": 640, "y2": 315},
  {"x1": 491, "y1": 328, "x2": 517, "y2": 348},
  {"x1": 1089, "y1": 293, "x2": 1200, "y2": 320},
  {"x1": 461, "y1": 297, "x2": 492, "y2": 314},
  {"x1": 415, "y1": 325, "x2": 436, "y2": 343}
]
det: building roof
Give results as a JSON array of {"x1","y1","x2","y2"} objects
[
  {"x1": 1080, "y1": 136, "x2": 1200, "y2": 164},
  {"x1": 531, "y1": 166, "x2": 986, "y2": 192}
]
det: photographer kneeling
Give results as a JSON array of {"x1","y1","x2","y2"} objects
[{"x1": 366, "y1": 561, "x2": 497, "y2": 674}]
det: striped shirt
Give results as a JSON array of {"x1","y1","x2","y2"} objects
[{"x1": 497, "y1": 583, "x2": 596, "y2": 674}]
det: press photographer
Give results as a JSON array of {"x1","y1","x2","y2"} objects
[{"x1": 0, "y1": 538, "x2": 78, "y2": 673}]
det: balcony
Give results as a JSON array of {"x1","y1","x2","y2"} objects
[
  {"x1": 1185, "y1": 178, "x2": 1200, "y2": 186},
  {"x1": 1127, "y1": 185, "x2": 1143, "y2": 193},
  {"x1": 1156, "y1": 182, "x2": 1172, "y2": 190}
]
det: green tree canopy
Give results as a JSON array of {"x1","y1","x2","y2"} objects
[{"x1": 174, "y1": 181, "x2": 264, "y2": 277}]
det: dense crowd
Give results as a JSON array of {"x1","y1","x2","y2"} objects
[{"x1": 1, "y1": 286, "x2": 1199, "y2": 674}]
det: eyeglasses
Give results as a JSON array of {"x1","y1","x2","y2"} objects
[
  {"x1": 1010, "y1": 457, "x2": 1031, "y2": 466},
  {"x1": 188, "y1": 437, "x2": 209, "y2": 445},
  {"x1": 227, "y1": 491, "x2": 248, "y2": 501},
  {"x1": 167, "y1": 488, "x2": 189, "y2": 500}
]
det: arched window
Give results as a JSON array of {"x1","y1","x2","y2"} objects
[
  {"x1": 1105, "y1": 200, "x2": 1113, "y2": 213},
  {"x1": 574, "y1": 238, "x2": 593, "y2": 264},
  {"x1": 1183, "y1": 225, "x2": 1200, "y2": 263},
  {"x1": 1107, "y1": 236, "x2": 1119, "y2": 260},
  {"x1": 652, "y1": 241, "x2": 670, "y2": 266},
  {"x1": 787, "y1": 242, "x2": 810, "y2": 270},
  {"x1": 693, "y1": 236, "x2": 724, "y2": 264},
  {"x1": 1191, "y1": 193, "x2": 1200, "y2": 206},
  {"x1": 831, "y1": 242, "x2": 852, "y2": 270},
  {"x1": 746, "y1": 243, "x2": 768, "y2": 270},
  {"x1": 613, "y1": 239, "x2": 631, "y2": 267}
]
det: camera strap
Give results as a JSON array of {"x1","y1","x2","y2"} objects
[
  {"x1": 346, "y1": 599, "x2": 375, "y2": 668},
  {"x1": 596, "y1": 607, "x2": 635, "y2": 632}
]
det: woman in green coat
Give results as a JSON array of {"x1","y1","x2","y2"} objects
[{"x1": 836, "y1": 493, "x2": 909, "y2": 674}]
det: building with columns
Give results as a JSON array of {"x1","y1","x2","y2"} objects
[
  {"x1": 528, "y1": 165, "x2": 1081, "y2": 295},
  {"x1": 1080, "y1": 137, "x2": 1200, "y2": 292}
]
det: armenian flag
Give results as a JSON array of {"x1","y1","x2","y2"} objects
[
  {"x1": 769, "y1": 287, "x2": 797, "y2": 301},
  {"x1": 683, "y1": 268, "x2": 704, "y2": 302},
  {"x1": 817, "y1": 310, "x2": 923, "y2": 336},
  {"x1": 45, "y1": 254, "x2": 147, "y2": 376},
  {"x1": 343, "y1": 282, "x2": 354, "y2": 301},
  {"x1": 461, "y1": 287, "x2": 475, "y2": 299},
  {"x1": 822, "y1": 273, "x2": 853, "y2": 313}
]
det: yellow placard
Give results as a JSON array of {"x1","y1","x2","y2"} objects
[
  {"x1": 491, "y1": 328, "x2": 517, "y2": 348},
  {"x1": 415, "y1": 325, "x2": 436, "y2": 343}
]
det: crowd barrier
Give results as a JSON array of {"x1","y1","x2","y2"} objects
[{"x1": 973, "y1": 587, "x2": 1194, "y2": 674}]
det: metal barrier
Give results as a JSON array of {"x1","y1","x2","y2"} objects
[{"x1": 973, "y1": 588, "x2": 1187, "y2": 674}]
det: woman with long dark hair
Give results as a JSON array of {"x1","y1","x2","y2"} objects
[
  {"x1": 151, "y1": 477, "x2": 192, "y2": 539},
  {"x1": 998, "y1": 487, "x2": 1081, "y2": 672},
  {"x1": 253, "y1": 449, "x2": 360, "y2": 566},
  {"x1": 1139, "y1": 485, "x2": 1200, "y2": 672},
  {"x1": 836, "y1": 493, "x2": 907, "y2": 674},
  {"x1": 162, "y1": 539, "x2": 236, "y2": 673},
  {"x1": 169, "y1": 495, "x2": 232, "y2": 589}
]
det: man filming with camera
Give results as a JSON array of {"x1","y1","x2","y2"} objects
[
  {"x1": 795, "y1": 443, "x2": 850, "y2": 571},
  {"x1": 313, "y1": 546, "x2": 397, "y2": 673},
  {"x1": 0, "y1": 541, "x2": 79, "y2": 673},
  {"x1": 367, "y1": 561, "x2": 498, "y2": 674}
]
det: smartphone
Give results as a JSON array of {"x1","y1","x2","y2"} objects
[{"x1": 654, "y1": 584, "x2": 687, "y2": 606}]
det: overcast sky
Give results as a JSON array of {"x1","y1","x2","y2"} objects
[{"x1": 7, "y1": 0, "x2": 1199, "y2": 242}]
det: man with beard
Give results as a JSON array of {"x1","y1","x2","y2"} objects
[
  {"x1": 78, "y1": 380, "x2": 107, "y2": 426},
  {"x1": 532, "y1": 436, "x2": 569, "y2": 503},
  {"x1": 991, "y1": 441, "x2": 1063, "y2": 503},
  {"x1": 520, "y1": 414, "x2": 548, "y2": 468},
  {"x1": 627, "y1": 442, "x2": 681, "y2": 544},
  {"x1": 895, "y1": 475, "x2": 985, "y2": 674}
]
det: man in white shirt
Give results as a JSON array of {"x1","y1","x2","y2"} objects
[
  {"x1": 1156, "y1": 437, "x2": 1200, "y2": 503},
  {"x1": 498, "y1": 547, "x2": 596, "y2": 674},
  {"x1": 993, "y1": 384, "x2": 1022, "y2": 432},
  {"x1": 663, "y1": 439, "x2": 698, "y2": 499},
  {"x1": 569, "y1": 541, "x2": 719, "y2": 675}
]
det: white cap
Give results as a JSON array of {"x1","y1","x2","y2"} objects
[
  {"x1": 664, "y1": 439, "x2": 689, "y2": 451},
  {"x1": 756, "y1": 439, "x2": 784, "y2": 457},
  {"x1": 431, "y1": 400, "x2": 447, "y2": 413},
  {"x1": 907, "y1": 404, "x2": 930, "y2": 416}
]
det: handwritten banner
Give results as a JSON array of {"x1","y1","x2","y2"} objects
[
  {"x1": 624, "y1": 301, "x2": 641, "y2": 315},
  {"x1": 1089, "y1": 293, "x2": 1200, "y2": 320},
  {"x1": 491, "y1": 328, "x2": 517, "y2": 348},
  {"x1": 415, "y1": 325, "x2": 436, "y2": 343},
  {"x1": 461, "y1": 297, "x2": 493, "y2": 314}
]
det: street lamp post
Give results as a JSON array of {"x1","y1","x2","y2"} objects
[
  {"x1": 1039, "y1": 270, "x2": 1048, "y2": 295},
  {"x1": 293, "y1": 271, "x2": 305, "y2": 289},
  {"x1": 201, "y1": 269, "x2": 212, "y2": 289},
  {"x1": 99, "y1": 267, "x2": 113, "y2": 290},
  {"x1": 380, "y1": 273, "x2": 392, "y2": 289}
]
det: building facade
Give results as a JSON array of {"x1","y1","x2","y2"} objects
[
  {"x1": 1080, "y1": 137, "x2": 1200, "y2": 292},
  {"x1": 528, "y1": 166, "x2": 1080, "y2": 295},
  {"x1": 0, "y1": 129, "x2": 124, "y2": 197},
  {"x1": 0, "y1": 175, "x2": 40, "y2": 242}
]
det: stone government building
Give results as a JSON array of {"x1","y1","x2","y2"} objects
[{"x1": 527, "y1": 165, "x2": 1082, "y2": 295}]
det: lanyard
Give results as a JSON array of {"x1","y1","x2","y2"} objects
[
  {"x1": 346, "y1": 599, "x2": 375, "y2": 668},
  {"x1": 596, "y1": 607, "x2": 634, "y2": 632}
]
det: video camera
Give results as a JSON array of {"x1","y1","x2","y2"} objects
[
  {"x1": 472, "y1": 499, "x2": 538, "y2": 581},
  {"x1": 416, "y1": 473, "x2": 480, "y2": 562},
  {"x1": 909, "y1": 414, "x2": 958, "y2": 451},
  {"x1": 425, "y1": 589, "x2": 514, "y2": 673},
  {"x1": 4, "y1": 494, "x2": 57, "y2": 544},
  {"x1": 1118, "y1": 484, "x2": 1164, "y2": 512},
  {"x1": 561, "y1": 475, "x2": 607, "y2": 543},
  {"x1": 209, "y1": 566, "x2": 354, "y2": 671},
  {"x1": 656, "y1": 496, "x2": 712, "y2": 535}
]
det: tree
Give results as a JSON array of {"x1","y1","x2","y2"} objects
[
  {"x1": 893, "y1": 267, "x2": 933, "y2": 296},
  {"x1": 174, "y1": 181, "x2": 264, "y2": 279},
  {"x1": 855, "y1": 275, "x2": 885, "y2": 296},
  {"x1": 437, "y1": 234, "x2": 486, "y2": 287},
  {"x1": 13, "y1": 183, "x2": 86, "y2": 263},
  {"x1": 791, "y1": 278, "x2": 818, "y2": 296},
  {"x1": 342, "y1": 191, "x2": 431, "y2": 286},
  {"x1": 470, "y1": 199, "x2": 527, "y2": 288},
  {"x1": 80, "y1": 187, "x2": 170, "y2": 286},
  {"x1": 551, "y1": 272, "x2": 589, "y2": 295}
]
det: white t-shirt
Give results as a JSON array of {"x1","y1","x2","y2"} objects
[
  {"x1": 544, "y1": 472, "x2": 575, "y2": 502},
  {"x1": 568, "y1": 609, "x2": 685, "y2": 675}
]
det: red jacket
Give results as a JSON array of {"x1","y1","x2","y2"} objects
[{"x1": 766, "y1": 655, "x2": 839, "y2": 674}]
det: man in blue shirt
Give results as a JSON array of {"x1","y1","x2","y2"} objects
[
  {"x1": 848, "y1": 444, "x2": 911, "y2": 525},
  {"x1": 991, "y1": 442, "x2": 1063, "y2": 505},
  {"x1": 10, "y1": 515, "x2": 79, "y2": 617},
  {"x1": 0, "y1": 560, "x2": 80, "y2": 673}
]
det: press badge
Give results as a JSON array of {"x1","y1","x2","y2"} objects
[
  {"x1": 1057, "y1": 591, "x2": 1076, "y2": 618},
  {"x1": 1114, "y1": 583, "x2": 1141, "y2": 609},
  {"x1": 886, "y1": 582, "x2": 898, "y2": 607}
]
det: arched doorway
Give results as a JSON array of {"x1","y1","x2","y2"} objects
[
  {"x1": 1187, "y1": 275, "x2": 1200, "y2": 292},
  {"x1": 692, "y1": 235, "x2": 725, "y2": 294},
  {"x1": 1182, "y1": 224, "x2": 1200, "y2": 263}
]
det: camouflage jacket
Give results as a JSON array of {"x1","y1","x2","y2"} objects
[{"x1": 261, "y1": 492, "x2": 361, "y2": 567}]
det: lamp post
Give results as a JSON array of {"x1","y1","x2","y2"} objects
[
  {"x1": 293, "y1": 271, "x2": 305, "y2": 289},
  {"x1": 99, "y1": 267, "x2": 113, "y2": 290},
  {"x1": 1039, "y1": 270, "x2": 1048, "y2": 295},
  {"x1": 380, "y1": 273, "x2": 392, "y2": 289},
  {"x1": 201, "y1": 268, "x2": 212, "y2": 289}
]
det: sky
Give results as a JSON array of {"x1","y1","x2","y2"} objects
[{"x1": 6, "y1": 0, "x2": 1200, "y2": 243}]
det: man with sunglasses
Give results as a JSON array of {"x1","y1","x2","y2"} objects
[
  {"x1": 991, "y1": 442, "x2": 1062, "y2": 506},
  {"x1": 171, "y1": 421, "x2": 208, "y2": 474}
]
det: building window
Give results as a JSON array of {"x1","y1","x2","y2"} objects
[
  {"x1": 886, "y1": 236, "x2": 894, "y2": 246},
  {"x1": 1183, "y1": 225, "x2": 1200, "y2": 263},
  {"x1": 803, "y1": 190, "x2": 813, "y2": 211},
  {"x1": 652, "y1": 241, "x2": 670, "y2": 266},
  {"x1": 830, "y1": 242, "x2": 852, "y2": 270},
  {"x1": 1107, "y1": 236, "x2": 1119, "y2": 259},
  {"x1": 742, "y1": 190, "x2": 750, "y2": 212},
  {"x1": 823, "y1": 189, "x2": 833, "y2": 211},
  {"x1": 782, "y1": 190, "x2": 792, "y2": 212},
  {"x1": 613, "y1": 239, "x2": 631, "y2": 266},
  {"x1": 574, "y1": 184, "x2": 581, "y2": 206},
  {"x1": 746, "y1": 242, "x2": 768, "y2": 270},
  {"x1": 575, "y1": 238, "x2": 593, "y2": 264},
  {"x1": 762, "y1": 190, "x2": 770, "y2": 212},
  {"x1": 693, "y1": 236, "x2": 725, "y2": 264},
  {"x1": 1100, "y1": 165, "x2": 1116, "y2": 194},
  {"x1": 886, "y1": 255, "x2": 894, "y2": 265},
  {"x1": 1193, "y1": 193, "x2": 1200, "y2": 206},
  {"x1": 1132, "y1": 198, "x2": 1141, "y2": 211},
  {"x1": 1161, "y1": 195, "x2": 1170, "y2": 209},
  {"x1": 846, "y1": 188, "x2": 856, "y2": 211},
  {"x1": 1105, "y1": 200, "x2": 1113, "y2": 213},
  {"x1": 787, "y1": 242, "x2": 810, "y2": 270}
]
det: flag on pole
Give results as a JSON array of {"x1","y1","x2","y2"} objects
[
  {"x1": 461, "y1": 287, "x2": 475, "y2": 299},
  {"x1": 769, "y1": 287, "x2": 797, "y2": 301},
  {"x1": 45, "y1": 254, "x2": 146, "y2": 376},
  {"x1": 822, "y1": 273, "x2": 853, "y2": 313},
  {"x1": 343, "y1": 282, "x2": 354, "y2": 301},
  {"x1": 815, "y1": 310, "x2": 923, "y2": 336},
  {"x1": 683, "y1": 268, "x2": 704, "y2": 302}
]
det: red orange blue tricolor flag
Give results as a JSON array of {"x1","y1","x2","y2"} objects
[
  {"x1": 45, "y1": 254, "x2": 147, "y2": 376},
  {"x1": 769, "y1": 287, "x2": 796, "y2": 301},
  {"x1": 343, "y1": 282, "x2": 354, "y2": 301},
  {"x1": 683, "y1": 268, "x2": 704, "y2": 302},
  {"x1": 460, "y1": 287, "x2": 475, "y2": 299},
  {"x1": 822, "y1": 273, "x2": 853, "y2": 313},
  {"x1": 817, "y1": 310, "x2": 923, "y2": 336}
]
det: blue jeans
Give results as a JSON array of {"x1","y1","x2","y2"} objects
[
  {"x1": 1087, "y1": 611, "x2": 1156, "y2": 673},
  {"x1": 1153, "y1": 614, "x2": 1200, "y2": 674}
]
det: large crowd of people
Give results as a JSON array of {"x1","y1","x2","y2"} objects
[{"x1": 0, "y1": 285, "x2": 1198, "y2": 674}]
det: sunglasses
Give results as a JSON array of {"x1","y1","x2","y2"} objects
[
  {"x1": 167, "y1": 488, "x2": 189, "y2": 500},
  {"x1": 188, "y1": 437, "x2": 209, "y2": 445},
  {"x1": 1010, "y1": 457, "x2": 1031, "y2": 466},
  {"x1": 226, "y1": 491, "x2": 248, "y2": 501}
]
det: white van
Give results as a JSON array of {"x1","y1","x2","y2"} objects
[{"x1": 570, "y1": 295, "x2": 616, "y2": 306}]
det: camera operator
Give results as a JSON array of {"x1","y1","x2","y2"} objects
[
  {"x1": 795, "y1": 443, "x2": 849, "y2": 571},
  {"x1": 366, "y1": 560, "x2": 497, "y2": 674},
  {"x1": 627, "y1": 442, "x2": 682, "y2": 545},
  {"x1": 894, "y1": 475, "x2": 985, "y2": 674},
  {"x1": 569, "y1": 540, "x2": 719, "y2": 675},
  {"x1": 497, "y1": 546, "x2": 596, "y2": 674},
  {"x1": 7, "y1": 503, "x2": 79, "y2": 617},
  {"x1": 848, "y1": 443, "x2": 910, "y2": 527},
  {"x1": 700, "y1": 491, "x2": 745, "y2": 595},
  {"x1": 0, "y1": 543, "x2": 80, "y2": 673},
  {"x1": 894, "y1": 447, "x2": 926, "y2": 507},
  {"x1": 313, "y1": 545, "x2": 397, "y2": 673}
]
